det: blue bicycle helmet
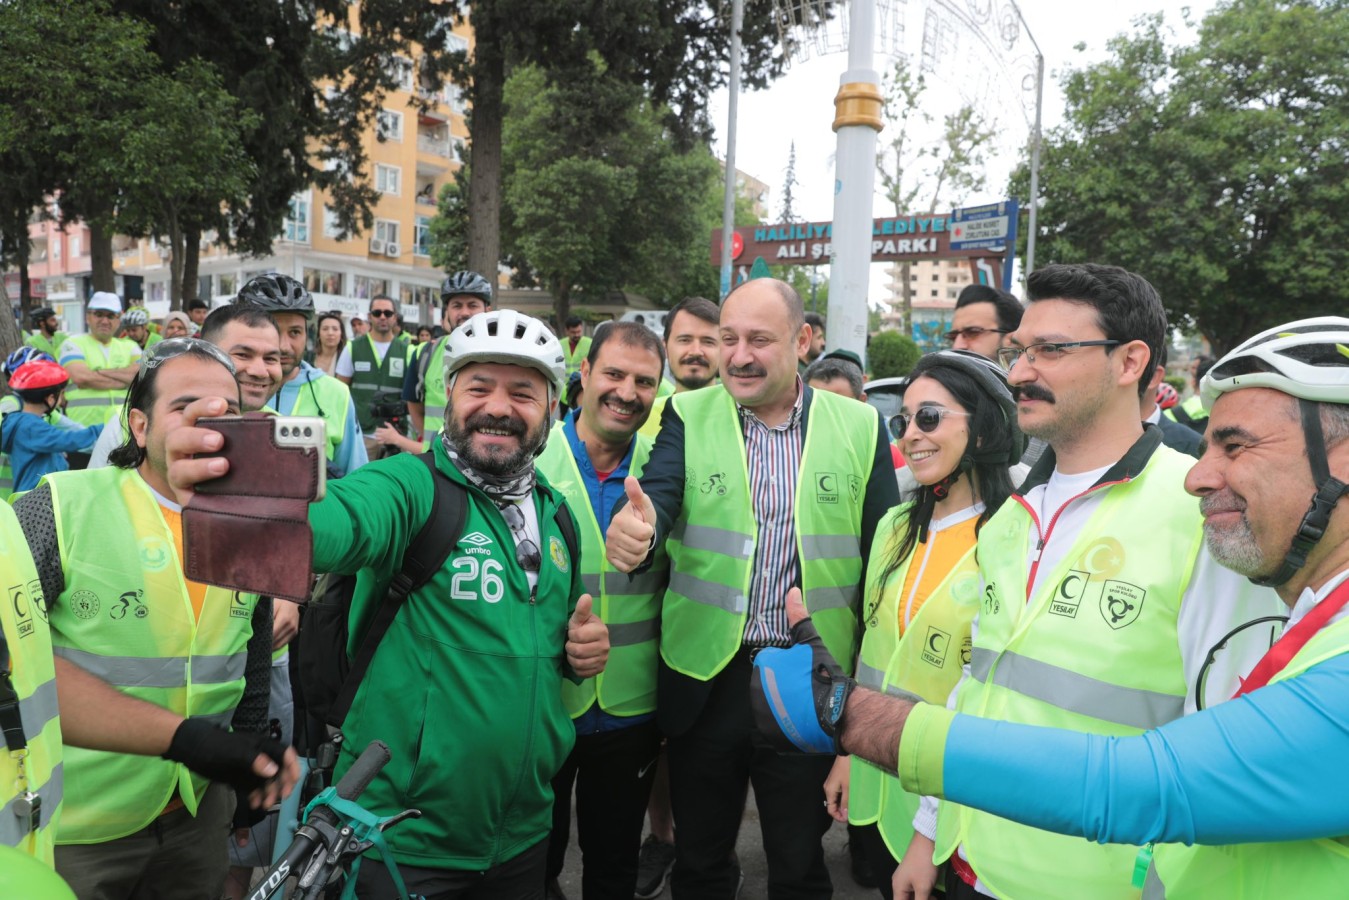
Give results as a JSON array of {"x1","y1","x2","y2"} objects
[{"x1": 2, "y1": 346, "x2": 56, "y2": 377}]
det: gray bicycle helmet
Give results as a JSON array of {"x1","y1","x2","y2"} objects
[
  {"x1": 235, "y1": 274, "x2": 315, "y2": 320},
  {"x1": 440, "y1": 270, "x2": 493, "y2": 305},
  {"x1": 121, "y1": 308, "x2": 150, "y2": 327}
]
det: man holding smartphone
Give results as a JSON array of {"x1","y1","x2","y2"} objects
[
  {"x1": 164, "y1": 310, "x2": 612, "y2": 900},
  {"x1": 11, "y1": 338, "x2": 299, "y2": 898}
]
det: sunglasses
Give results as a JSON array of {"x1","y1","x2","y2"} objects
[
  {"x1": 141, "y1": 337, "x2": 237, "y2": 374},
  {"x1": 944, "y1": 326, "x2": 1007, "y2": 344},
  {"x1": 368, "y1": 309, "x2": 397, "y2": 318},
  {"x1": 499, "y1": 503, "x2": 541, "y2": 573},
  {"x1": 889, "y1": 406, "x2": 970, "y2": 439}
]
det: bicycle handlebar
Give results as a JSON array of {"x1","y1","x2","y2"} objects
[{"x1": 247, "y1": 740, "x2": 392, "y2": 900}]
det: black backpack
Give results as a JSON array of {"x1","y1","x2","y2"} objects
[{"x1": 293, "y1": 453, "x2": 580, "y2": 754}]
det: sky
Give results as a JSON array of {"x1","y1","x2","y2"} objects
[{"x1": 706, "y1": 0, "x2": 1215, "y2": 296}]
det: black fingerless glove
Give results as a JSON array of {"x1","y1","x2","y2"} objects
[{"x1": 163, "y1": 719, "x2": 288, "y2": 792}]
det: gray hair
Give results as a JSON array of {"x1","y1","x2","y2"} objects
[{"x1": 804, "y1": 357, "x2": 864, "y2": 400}]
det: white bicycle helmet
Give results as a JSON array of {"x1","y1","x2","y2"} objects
[
  {"x1": 121, "y1": 307, "x2": 151, "y2": 327},
  {"x1": 445, "y1": 310, "x2": 566, "y2": 395},
  {"x1": 1200, "y1": 316, "x2": 1349, "y2": 587},
  {"x1": 1201, "y1": 316, "x2": 1349, "y2": 409}
]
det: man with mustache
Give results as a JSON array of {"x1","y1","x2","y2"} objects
[
  {"x1": 881, "y1": 263, "x2": 1283, "y2": 900},
  {"x1": 537, "y1": 322, "x2": 670, "y2": 899},
  {"x1": 639, "y1": 296, "x2": 721, "y2": 443},
  {"x1": 162, "y1": 310, "x2": 611, "y2": 899},
  {"x1": 757, "y1": 315, "x2": 1349, "y2": 898},
  {"x1": 606, "y1": 278, "x2": 898, "y2": 898}
]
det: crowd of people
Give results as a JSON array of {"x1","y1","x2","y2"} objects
[{"x1": 0, "y1": 261, "x2": 1346, "y2": 900}]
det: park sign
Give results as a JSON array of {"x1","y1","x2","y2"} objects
[{"x1": 711, "y1": 203, "x2": 1018, "y2": 267}]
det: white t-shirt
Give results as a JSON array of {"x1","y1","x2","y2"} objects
[{"x1": 334, "y1": 336, "x2": 394, "y2": 379}]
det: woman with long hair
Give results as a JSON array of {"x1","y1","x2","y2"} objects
[
  {"x1": 823, "y1": 350, "x2": 1027, "y2": 898},
  {"x1": 311, "y1": 310, "x2": 346, "y2": 376}
]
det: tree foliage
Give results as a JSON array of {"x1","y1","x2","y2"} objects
[
  {"x1": 877, "y1": 59, "x2": 994, "y2": 333},
  {"x1": 867, "y1": 330, "x2": 922, "y2": 379},
  {"x1": 1011, "y1": 0, "x2": 1349, "y2": 355},
  {"x1": 454, "y1": 0, "x2": 829, "y2": 277}
]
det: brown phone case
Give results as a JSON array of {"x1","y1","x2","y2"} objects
[{"x1": 183, "y1": 414, "x2": 321, "y2": 602}]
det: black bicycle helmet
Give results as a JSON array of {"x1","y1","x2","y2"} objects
[
  {"x1": 29, "y1": 306, "x2": 56, "y2": 322},
  {"x1": 235, "y1": 274, "x2": 315, "y2": 320},
  {"x1": 440, "y1": 270, "x2": 493, "y2": 305}
]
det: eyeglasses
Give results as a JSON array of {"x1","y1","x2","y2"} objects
[
  {"x1": 996, "y1": 340, "x2": 1121, "y2": 371},
  {"x1": 498, "y1": 502, "x2": 541, "y2": 573},
  {"x1": 889, "y1": 406, "x2": 970, "y2": 439},
  {"x1": 944, "y1": 326, "x2": 1007, "y2": 344},
  {"x1": 90, "y1": 310, "x2": 120, "y2": 320},
  {"x1": 141, "y1": 337, "x2": 237, "y2": 375},
  {"x1": 368, "y1": 309, "x2": 397, "y2": 318}
]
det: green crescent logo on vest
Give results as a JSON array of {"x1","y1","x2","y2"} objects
[
  {"x1": 139, "y1": 536, "x2": 172, "y2": 572},
  {"x1": 921, "y1": 626, "x2": 952, "y2": 668},
  {"x1": 549, "y1": 535, "x2": 569, "y2": 573},
  {"x1": 816, "y1": 472, "x2": 838, "y2": 504},
  {"x1": 1050, "y1": 569, "x2": 1091, "y2": 618},
  {"x1": 10, "y1": 584, "x2": 33, "y2": 638}
]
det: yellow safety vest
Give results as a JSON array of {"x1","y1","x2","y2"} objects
[
  {"x1": 536, "y1": 423, "x2": 667, "y2": 717},
  {"x1": 62, "y1": 335, "x2": 137, "y2": 427},
  {"x1": 849, "y1": 504, "x2": 982, "y2": 859},
  {"x1": 935, "y1": 448, "x2": 1205, "y2": 899},
  {"x1": 662, "y1": 386, "x2": 876, "y2": 679},
  {"x1": 0, "y1": 505, "x2": 62, "y2": 864},
  {"x1": 44, "y1": 466, "x2": 258, "y2": 843},
  {"x1": 1143, "y1": 613, "x2": 1349, "y2": 899},
  {"x1": 563, "y1": 335, "x2": 592, "y2": 377},
  {"x1": 420, "y1": 338, "x2": 450, "y2": 450}
]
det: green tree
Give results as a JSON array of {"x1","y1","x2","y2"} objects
[
  {"x1": 454, "y1": 0, "x2": 833, "y2": 278},
  {"x1": 778, "y1": 141, "x2": 801, "y2": 224},
  {"x1": 867, "y1": 330, "x2": 922, "y2": 379},
  {"x1": 877, "y1": 59, "x2": 995, "y2": 334},
  {"x1": 450, "y1": 61, "x2": 724, "y2": 324},
  {"x1": 1011, "y1": 0, "x2": 1349, "y2": 355}
]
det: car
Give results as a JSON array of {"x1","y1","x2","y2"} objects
[
  {"x1": 619, "y1": 310, "x2": 668, "y2": 336},
  {"x1": 864, "y1": 376, "x2": 909, "y2": 440}
]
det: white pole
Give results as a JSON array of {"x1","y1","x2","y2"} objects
[
  {"x1": 1025, "y1": 51, "x2": 1044, "y2": 279},
  {"x1": 826, "y1": 0, "x2": 882, "y2": 364},
  {"x1": 720, "y1": 0, "x2": 745, "y2": 299}
]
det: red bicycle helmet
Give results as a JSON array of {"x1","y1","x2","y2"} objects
[
  {"x1": 9, "y1": 359, "x2": 70, "y2": 397},
  {"x1": 1155, "y1": 382, "x2": 1180, "y2": 410}
]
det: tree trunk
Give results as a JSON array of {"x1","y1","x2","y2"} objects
[
  {"x1": 88, "y1": 221, "x2": 116, "y2": 292},
  {"x1": 18, "y1": 256, "x2": 31, "y2": 310},
  {"x1": 551, "y1": 276, "x2": 570, "y2": 333},
  {"x1": 166, "y1": 215, "x2": 184, "y2": 308},
  {"x1": 182, "y1": 225, "x2": 201, "y2": 303},
  {"x1": 465, "y1": 11, "x2": 504, "y2": 280},
  {"x1": 0, "y1": 276, "x2": 22, "y2": 361}
]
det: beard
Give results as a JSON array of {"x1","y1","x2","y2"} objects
[
  {"x1": 1199, "y1": 492, "x2": 1271, "y2": 578},
  {"x1": 445, "y1": 408, "x2": 549, "y2": 476}
]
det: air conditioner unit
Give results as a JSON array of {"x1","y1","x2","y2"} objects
[
  {"x1": 369, "y1": 238, "x2": 386, "y2": 255},
  {"x1": 384, "y1": 242, "x2": 400, "y2": 258}
]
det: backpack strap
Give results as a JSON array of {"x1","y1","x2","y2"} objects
[
  {"x1": 327, "y1": 453, "x2": 466, "y2": 728},
  {"x1": 553, "y1": 501, "x2": 581, "y2": 570}
]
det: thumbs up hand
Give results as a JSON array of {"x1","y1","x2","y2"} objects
[
  {"x1": 606, "y1": 476, "x2": 657, "y2": 573},
  {"x1": 566, "y1": 594, "x2": 610, "y2": 678}
]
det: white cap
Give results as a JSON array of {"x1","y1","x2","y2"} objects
[{"x1": 88, "y1": 292, "x2": 123, "y2": 314}]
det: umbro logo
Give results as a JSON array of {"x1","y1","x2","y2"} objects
[{"x1": 462, "y1": 532, "x2": 493, "y2": 547}]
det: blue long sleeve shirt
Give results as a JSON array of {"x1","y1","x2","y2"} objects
[
  {"x1": 0, "y1": 412, "x2": 104, "y2": 492},
  {"x1": 919, "y1": 650, "x2": 1349, "y2": 846}
]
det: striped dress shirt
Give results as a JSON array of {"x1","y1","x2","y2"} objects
[{"x1": 739, "y1": 383, "x2": 805, "y2": 648}]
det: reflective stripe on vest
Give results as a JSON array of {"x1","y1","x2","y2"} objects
[
  {"x1": 63, "y1": 335, "x2": 135, "y2": 427},
  {"x1": 44, "y1": 466, "x2": 258, "y2": 844},
  {"x1": 536, "y1": 422, "x2": 667, "y2": 717},
  {"x1": 421, "y1": 339, "x2": 450, "y2": 448},
  {"x1": 0, "y1": 503, "x2": 62, "y2": 865},
  {"x1": 849, "y1": 503, "x2": 981, "y2": 859},
  {"x1": 286, "y1": 372, "x2": 352, "y2": 462},
  {"x1": 934, "y1": 448, "x2": 1211, "y2": 900},
  {"x1": 348, "y1": 334, "x2": 412, "y2": 433},
  {"x1": 1146, "y1": 613, "x2": 1349, "y2": 899},
  {"x1": 661, "y1": 386, "x2": 874, "y2": 680}
]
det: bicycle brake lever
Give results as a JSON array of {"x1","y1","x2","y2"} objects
[{"x1": 378, "y1": 808, "x2": 422, "y2": 831}]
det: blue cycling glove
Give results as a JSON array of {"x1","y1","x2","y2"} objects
[{"x1": 751, "y1": 614, "x2": 854, "y2": 754}]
